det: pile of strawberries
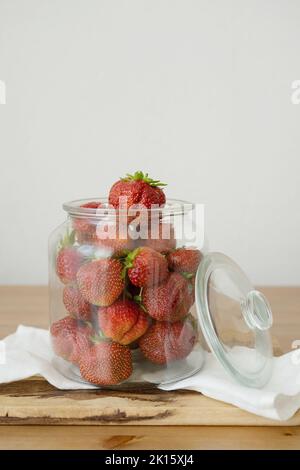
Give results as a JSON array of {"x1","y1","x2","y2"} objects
[{"x1": 51, "y1": 172, "x2": 202, "y2": 386}]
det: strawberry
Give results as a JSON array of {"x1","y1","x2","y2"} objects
[
  {"x1": 124, "y1": 247, "x2": 168, "y2": 288},
  {"x1": 142, "y1": 272, "x2": 192, "y2": 322},
  {"x1": 56, "y1": 247, "x2": 84, "y2": 284},
  {"x1": 50, "y1": 316, "x2": 92, "y2": 364},
  {"x1": 80, "y1": 202, "x2": 102, "y2": 209},
  {"x1": 139, "y1": 319, "x2": 196, "y2": 365},
  {"x1": 109, "y1": 171, "x2": 166, "y2": 209},
  {"x1": 98, "y1": 299, "x2": 149, "y2": 345},
  {"x1": 73, "y1": 201, "x2": 102, "y2": 244},
  {"x1": 63, "y1": 285, "x2": 92, "y2": 321},
  {"x1": 73, "y1": 201, "x2": 102, "y2": 245},
  {"x1": 79, "y1": 341, "x2": 132, "y2": 385},
  {"x1": 167, "y1": 247, "x2": 202, "y2": 275},
  {"x1": 73, "y1": 201, "x2": 102, "y2": 234},
  {"x1": 77, "y1": 258, "x2": 124, "y2": 306}
]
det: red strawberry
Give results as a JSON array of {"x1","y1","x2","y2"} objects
[
  {"x1": 139, "y1": 320, "x2": 196, "y2": 365},
  {"x1": 81, "y1": 202, "x2": 101, "y2": 209},
  {"x1": 56, "y1": 247, "x2": 84, "y2": 284},
  {"x1": 79, "y1": 341, "x2": 132, "y2": 385},
  {"x1": 73, "y1": 201, "x2": 102, "y2": 231},
  {"x1": 125, "y1": 247, "x2": 168, "y2": 288},
  {"x1": 143, "y1": 222, "x2": 176, "y2": 253},
  {"x1": 77, "y1": 258, "x2": 124, "y2": 306},
  {"x1": 167, "y1": 247, "x2": 202, "y2": 275},
  {"x1": 63, "y1": 285, "x2": 92, "y2": 321},
  {"x1": 98, "y1": 299, "x2": 149, "y2": 345},
  {"x1": 142, "y1": 272, "x2": 192, "y2": 322},
  {"x1": 73, "y1": 201, "x2": 102, "y2": 243},
  {"x1": 50, "y1": 316, "x2": 92, "y2": 364},
  {"x1": 109, "y1": 171, "x2": 166, "y2": 209}
]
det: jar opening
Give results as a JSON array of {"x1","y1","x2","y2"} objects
[{"x1": 63, "y1": 198, "x2": 194, "y2": 219}]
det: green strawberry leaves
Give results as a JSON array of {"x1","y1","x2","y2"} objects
[
  {"x1": 56, "y1": 230, "x2": 76, "y2": 255},
  {"x1": 58, "y1": 230, "x2": 76, "y2": 250},
  {"x1": 121, "y1": 247, "x2": 141, "y2": 279},
  {"x1": 121, "y1": 171, "x2": 167, "y2": 188},
  {"x1": 133, "y1": 287, "x2": 147, "y2": 313}
]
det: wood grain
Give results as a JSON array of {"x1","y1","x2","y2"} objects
[
  {"x1": 0, "y1": 286, "x2": 299, "y2": 448},
  {"x1": 0, "y1": 377, "x2": 299, "y2": 426},
  {"x1": 0, "y1": 425, "x2": 300, "y2": 450}
]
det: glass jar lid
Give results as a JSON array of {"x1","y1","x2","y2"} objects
[{"x1": 195, "y1": 252, "x2": 273, "y2": 388}]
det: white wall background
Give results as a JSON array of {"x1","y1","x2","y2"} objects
[{"x1": 0, "y1": 0, "x2": 299, "y2": 285}]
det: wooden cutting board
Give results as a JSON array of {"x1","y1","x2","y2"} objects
[{"x1": 0, "y1": 376, "x2": 299, "y2": 426}]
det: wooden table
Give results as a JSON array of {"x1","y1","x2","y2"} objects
[{"x1": 0, "y1": 286, "x2": 299, "y2": 450}]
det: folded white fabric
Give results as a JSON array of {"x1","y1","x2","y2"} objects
[{"x1": 1, "y1": 325, "x2": 300, "y2": 421}]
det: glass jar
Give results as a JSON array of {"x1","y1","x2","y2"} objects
[{"x1": 49, "y1": 198, "x2": 273, "y2": 389}]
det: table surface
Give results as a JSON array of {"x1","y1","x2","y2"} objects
[{"x1": 0, "y1": 285, "x2": 299, "y2": 450}]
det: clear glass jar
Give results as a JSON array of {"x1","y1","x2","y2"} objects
[
  {"x1": 49, "y1": 198, "x2": 274, "y2": 389},
  {"x1": 49, "y1": 198, "x2": 205, "y2": 388}
]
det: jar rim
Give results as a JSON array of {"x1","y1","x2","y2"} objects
[{"x1": 63, "y1": 198, "x2": 195, "y2": 218}]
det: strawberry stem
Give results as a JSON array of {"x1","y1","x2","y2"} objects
[
  {"x1": 121, "y1": 171, "x2": 167, "y2": 187},
  {"x1": 139, "y1": 303, "x2": 147, "y2": 313},
  {"x1": 181, "y1": 271, "x2": 194, "y2": 280},
  {"x1": 186, "y1": 313, "x2": 198, "y2": 332},
  {"x1": 133, "y1": 287, "x2": 147, "y2": 312},
  {"x1": 90, "y1": 331, "x2": 108, "y2": 344}
]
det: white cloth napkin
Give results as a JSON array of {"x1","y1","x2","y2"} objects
[{"x1": 1, "y1": 325, "x2": 300, "y2": 421}]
